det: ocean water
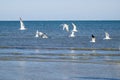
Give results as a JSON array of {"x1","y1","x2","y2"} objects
[{"x1": 0, "y1": 21, "x2": 120, "y2": 80}]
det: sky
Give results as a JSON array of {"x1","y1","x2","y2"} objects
[{"x1": 0, "y1": 0, "x2": 120, "y2": 20}]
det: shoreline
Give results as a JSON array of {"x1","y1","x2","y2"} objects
[{"x1": 0, "y1": 60, "x2": 120, "y2": 80}]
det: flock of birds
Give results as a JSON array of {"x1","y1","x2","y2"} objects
[
  {"x1": 19, "y1": 18, "x2": 112, "y2": 43},
  {"x1": 60, "y1": 23, "x2": 111, "y2": 43}
]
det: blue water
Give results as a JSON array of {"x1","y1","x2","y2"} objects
[
  {"x1": 0, "y1": 21, "x2": 120, "y2": 62},
  {"x1": 0, "y1": 21, "x2": 120, "y2": 49},
  {"x1": 0, "y1": 21, "x2": 120, "y2": 80}
]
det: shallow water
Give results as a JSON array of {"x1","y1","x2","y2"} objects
[{"x1": 0, "y1": 61, "x2": 120, "y2": 80}]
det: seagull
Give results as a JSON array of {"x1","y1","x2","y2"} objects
[
  {"x1": 35, "y1": 30, "x2": 39, "y2": 37},
  {"x1": 39, "y1": 32, "x2": 48, "y2": 39},
  {"x1": 103, "y1": 32, "x2": 111, "y2": 40},
  {"x1": 69, "y1": 31, "x2": 75, "y2": 38},
  {"x1": 19, "y1": 17, "x2": 26, "y2": 30},
  {"x1": 35, "y1": 30, "x2": 48, "y2": 39},
  {"x1": 72, "y1": 23, "x2": 78, "y2": 32},
  {"x1": 90, "y1": 34, "x2": 96, "y2": 43},
  {"x1": 62, "y1": 24, "x2": 69, "y2": 32},
  {"x1": 42, "y1": 34, "x2": 48, "y2": 38},
  {"x1": 39, "y1": 32, "x2": 44, "y2": 36}
]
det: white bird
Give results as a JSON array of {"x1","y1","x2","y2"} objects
[
  {"x1": 39, "y1": 32, "x2": 44, "y2": 36},
  {"x1": 35, "y1": 30, "x2": 48, "y2": 39},
  {"x1": 69, "y1": 31, "x2": 75, "y2": 38},
  {"x1": 103, "y1": 32, "x2": 111, "y2": 40},
  {"x1": 19, "y1": 17, "x2": 26, "y2": 30},
  {"x1": 90, "y1": 34, "x2": 96, "y2": 43},
  {"x1": 35, "y1": 30, "x2": 39, "y2": 37},
  {"x1": 39, "y1": 32, "x2": 48, "y2": 39},
  {"x1": 42, "y1": 34, "x2": 48, "y2": 39},
  {"x1": 72, "y1": 23, "x2": 78, "y2": 32},
  {"x1": 63, "y1": 24, "x2": 69, "y2": 32}
]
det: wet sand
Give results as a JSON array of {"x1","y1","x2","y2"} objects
[{"x1": 0, "y1": 61, "x2": 120, "y2": 80}]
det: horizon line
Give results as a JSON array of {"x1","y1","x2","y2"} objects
[{"x1": 0, "y1": 19, "x2": 120, "y2": 21}]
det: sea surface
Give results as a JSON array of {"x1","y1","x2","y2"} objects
[{"x1": 0, "y1": 21, "x2": 120, "y2": 80}]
